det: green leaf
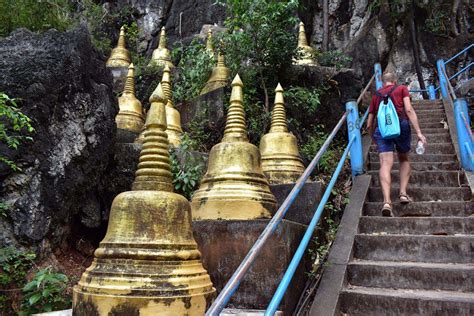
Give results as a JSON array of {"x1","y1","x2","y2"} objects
[{"x1": 28, "y1": 293, "x2": 42, "y2": 305}]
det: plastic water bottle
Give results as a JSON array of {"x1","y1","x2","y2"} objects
[{"x1": 416, "y1": 141, "x2": 425, "y2": 155}]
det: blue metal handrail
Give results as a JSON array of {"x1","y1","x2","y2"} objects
[
  {"x1": 444, "y1": 43, "x2": 474, "y2": 65},
  {"x1": 205, "y1": 110, "x2": 350, "y2": 315},
  {"x1": 205, "y1": 65, "x2": 377, "y2": 315},
  {"x1": 265, "y1": 134, "x2": 356, "y2": 315},
  {"x1": 448, "y1": 62, "x2": 473, "y2": 81},
  {"x1": 437, "y1": 43, "x2": 474, "y2": 171}
]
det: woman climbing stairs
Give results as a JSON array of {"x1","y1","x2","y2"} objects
[{"x1": 311, "y1": 99, "x2": 474, "y2": 315}]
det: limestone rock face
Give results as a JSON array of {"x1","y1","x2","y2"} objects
[
  {"x1": 0, "y1": 26, "x2": 117, "y2": 250},
  {"x1": 104, "y1": 0, "x2": 226, "y2": 54}
]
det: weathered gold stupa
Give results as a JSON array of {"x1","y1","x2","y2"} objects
[
  {"x1": 200, "y1": 53, "x2": 230, "y2": 95},
  {"x1": 115, "y1": 63, "x2": 145, "y2": 133},
  {"x1": 294, "y1": 22, "x2": 317, "y2": 65},
  {"x1": 191, "y1": 75, "x2": 277, "y2": 220},
  {"x1": 73, "y1": 83, "x2": 215, "y2": 315},
  {"x1": 106, "y1": 26, "x2": 131, "y2": 68},
  {"x1": 162, "y1": 64, "x2": 183, "y2": 147},
  {"x1": 149, "y1": 27, "x2": 174, "y2": 68},
  {"x1": 260, "y1": 84, "x2": 305, "y2": 184}
]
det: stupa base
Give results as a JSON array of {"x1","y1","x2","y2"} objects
[
  {"x1": 192, "y1": 219, "x2": 311, "y2": 315},
  {"x1": 73, "y1": 290, "x2": 213, "y2": 316}
]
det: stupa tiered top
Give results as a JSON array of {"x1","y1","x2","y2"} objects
[
  {"x1": 106, "y1": 26, "x2": 131, "y2": 68},
  {"x1": 206, "y1": 29, "x2": 215, "y2": 56},
  {"x1": 260, "y1": 83, "x2": 305, "y2": 184},
  {"x1": 294, "y1": 22, "x2": 317, "y2": 65},
  {"x1": 149, "y1": 26, "x2": 174, "y2": 68},
  {"x1": 73, "y1": 83, "x2": 215, "y2": 315},
  {"x1": 161, "y1": 64, "x2": 183, "y2": 147},
  {"x1": 115, "y1": 63, "x2": 145, "y2": 133},
  {"x1": 191, "y1": 74, "x2": 277, "y2": 220}
]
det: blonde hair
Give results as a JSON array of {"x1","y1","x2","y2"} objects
[{"x1": 383, "y1": 72, "x2": 397, "y2": 83}]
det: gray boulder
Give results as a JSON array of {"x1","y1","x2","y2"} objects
[{"x1": 0, "y1": 26, "x2": 117, "y2": 251}]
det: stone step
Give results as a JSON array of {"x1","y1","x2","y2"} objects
[
  {"x1": 353, "y1": 234, "x2": 474, "y2": 263},
  {"x1": 364, "y1": 201, "x2": 474, "y2": 217},
  {"x1": 412, "y1": 100, "x2": 444, "y2": 106},
  {"x1": 340, "y1": 286, "x2": 474, "y2": 315},
  {"x1": 416, "y1": 121, "x2": 448, "y2": 129},
  {"x1": 414, "y1": 109, "x2": 445, "y2": 115},
  {"x1": 418, "y1": 116, "x2": 446, "y2": 123},
  {"x1": 413, "y1": 133, "x2": 451, "y2": 143},
  {"x1": 347, "y1": 261, "x2": 474, "y2": 292},
  {"x1": 368, "y1": 170, "x2": 462, "y2": 187},
  {"x1": 369, "y1": 161, "x2": 458, "y2": 171},
  {"x1": 367, "y1": 187, "x2": 471, "y2": 202},
  {"x1": 368, "y1": 152, "x2": 457, "y2": 163},
  {"x1": 421, "y1": 127, "x2": 450, "y2": 134},
  {"x1": 370, "y1": 143, "x2": 454, "y2": 154},
  {"x1": 359, "y1": 217, "x2": 474, "y2": 235}
]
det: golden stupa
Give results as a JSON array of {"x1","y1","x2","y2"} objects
[
  {"x1": 191, "y1": 75, "x2": 277, "y2": 220},
  {"x1": 106, "y1": 26, "x2": 131, "y2": 68},
  {"x1": 149, "y1": 26, "x2": 174, "y2": 68},
  {"x1": 73, "y1": 83, "x2": 215, "y2": 315},
  {"x1": 260, "y1": 84, "x2": 305, "y2": 184},
  {"x1": 200, "y1": 53, "x2": 230, "y2": 95},
  {"x1": 294, "y1": 22, "x2": 317, "y2": 65},
  {"x1": 205, "y1": 29, "x2": 215, "y2": 57},
  {"x1": 115, "y1": 63, "x2": 145, "y2": 133},
  {"x1": 162, "y1": 64, "x2": 183, "y2": 147}
]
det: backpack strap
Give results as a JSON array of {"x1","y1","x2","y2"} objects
[{"x1": 375, "y1": 85, "x2": 398, "y2": 104}]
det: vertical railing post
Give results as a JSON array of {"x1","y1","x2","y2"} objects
[
  {"x1": 428, "y1": 84, "x2": 436, "y2": 100},
  {"x1": 437, "y1": 59, "x2": 448, "y2": 99},
  {"x1": 374, "y1": 63, "x2": 383, "y2": 90},
  {"x1": 453, "y1": 98, "x2": 473, "y2": 171},
  {"x1": 346, "y1": 100, "x2": 363, "y2": 177}
]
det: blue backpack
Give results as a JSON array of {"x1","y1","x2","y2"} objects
[{"x1": 376, "y1": 85, "x2": 400, "y2": 139}]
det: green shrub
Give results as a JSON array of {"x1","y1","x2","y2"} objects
[
  {"x1": 0, "y1": 0, "x2": 73, "y2": 37},
  {"x1": 216, "y1": 0, "x2": 299, "y2": 112},
  {"x1": 21, "y1": 267, "x2": 70, "y2": 315},
  {"x1": 0, "y1": 93, "x2": 34, "y2": 171},
  {"x1": 285, "y1": 86, "x2": 321, "y2": 115},
  {"x1": 172, "y1": 39, "x2": 215, "y2": 105},
  {"x1": 169, "y1": 136, "x2": 207, "y2": 200},
  {"x1": 0, "y1": 247, "x2": 36, "y2": 314},
  {"x1": 317, "y1": 50, "x2": 352, "y2": 70},
  {"x1": 300, "y1": 125, "x2": 340, "y2": 175}
]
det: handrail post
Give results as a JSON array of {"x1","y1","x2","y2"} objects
[
  {"x1": 374, "y1": 63, "x2": 383, "y2": 90},
  {"x1": 437, "y1": 59, "x2": 449, "y2": 99},
  {"x1": 346, "y1": 100, "x2": 364, "y2": 177},
  {"x1": 428, "y1": 84, "x2": 436, "y2": 100},
  {"x1": 453, "y1": 98, "x2": 473, "y2": 171}
]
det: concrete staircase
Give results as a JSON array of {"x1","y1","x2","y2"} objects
[{"x1": 337, "y1": 99, "x2": 474, "y2": 315}]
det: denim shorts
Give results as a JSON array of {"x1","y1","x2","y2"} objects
[{"x1": 373, "y1": 119, "x2": 411, "y2": 153}]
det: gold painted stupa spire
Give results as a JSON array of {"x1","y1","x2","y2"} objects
[
  {"x1": 206, "y1": 29, "x2": 214, "y2": 56},
  {"x1": 222, "y1": 74, "x2": 248, "y2": 142},
  {"x1": 191, "y1": 74, "x2": 277, "y2": 220},
  {"x1": 294, "y1": 22, "x2": 317, "y2": 65},
  {"x1": 149, "y1": 26, "x2": 174, "y2": 68},
  {"x1": 115, "y1": 64, "x2": 145, "y2": 133},
  {"x1": 161, "y1": 64, "x2": 183, "y2": 147},
  {"x1": 106, "y1": 26, "x2": 131, "y2": 68},
  {"x1": 200, "y1": 53, "x2": 230, "y2": 95},
  {"x1": 260, "y1": 84, "x2": 305, "y2": 184},
  {"x1": 73, "y1": 82, "x2": 215, "y2": 315}
]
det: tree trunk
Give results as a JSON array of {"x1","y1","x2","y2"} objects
[
  {"x1": 409, "y1": 1, "x2": 428, "y2": 99},
  {"x1": 450, "y1": 0, "x2": 461, "y2": 37},
  {"x1": 322, "y1": 0, "x2": 329, "y2": 52},
  {"x1": 259, "y1": 71, "x2": 269, "y2": 113}
]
